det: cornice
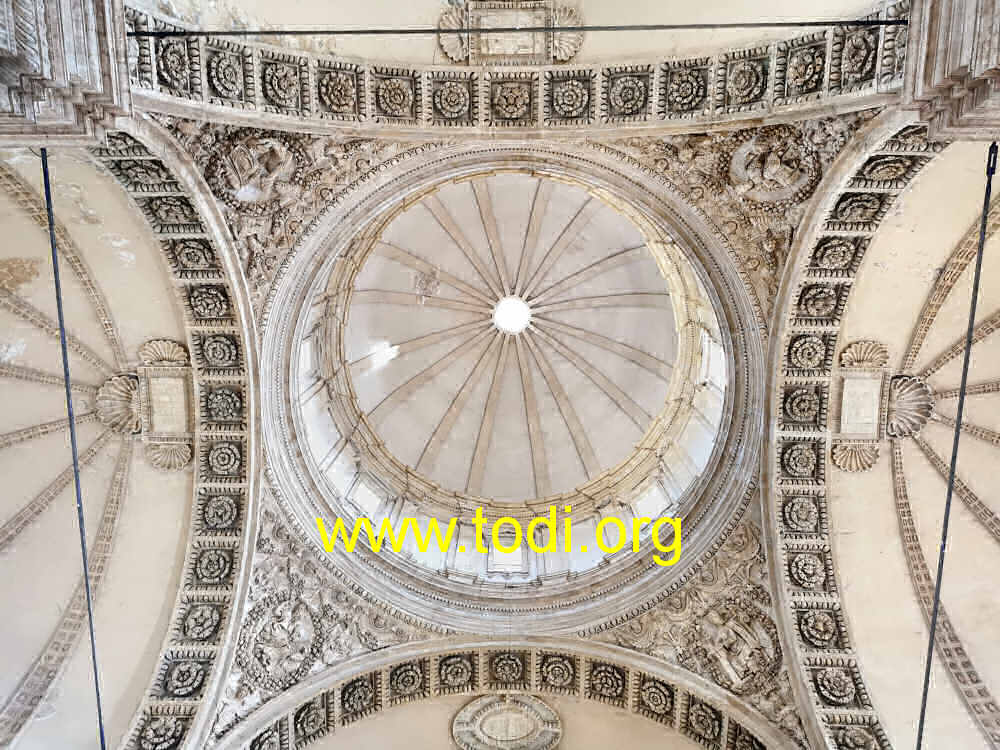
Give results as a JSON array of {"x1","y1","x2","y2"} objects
[{"x1": 125, "y1": 1, "x2": 907, "y2": 138}]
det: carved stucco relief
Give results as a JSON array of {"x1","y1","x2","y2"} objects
[
  {"x1": 161, "y1": 111, "x2": 875, "y2": 330},
  {"x1": 605, "y1": 111, "x2": 879, "y2": 320},
  {"x1": 596, "y1": 520, "x2": 807, "y2": 747},
  {"x1": 211, "y1": 491, "x2": 440, "y2": 740},
  {"x1": 85, "y1": 129, "x2": 256, "y2": 750},
  {"x1": 158, "y1": 116, "x2": 437, "y2": 310},
  {"x1": 768, "y1": 122, "x2": 949, "y2": 749},
  {"x1": 213, "y1": 486, "x2": 807, "y2": 748}
]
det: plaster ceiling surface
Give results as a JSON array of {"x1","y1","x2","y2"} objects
[
  {"x1": 293, "y1": 164, "x2": 730, "y2": 592},
  {"x1": 829, "y1": 140, "x2": 1000, "y2": 750},
  {"x1": 143, "y1": 0, "x2": 879, "y2": 64},
  {"x1": 340, "y1": 172, "x2": 681, "y2": 502},
  {"x1": 0, "y1": 149, "x2": 191, "y2": 750}
]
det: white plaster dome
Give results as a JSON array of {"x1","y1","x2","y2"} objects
[
  {"x1": 336, "y1": 172, "x2": 686, "y2": 503},
  {"x1": 297, "y1": 168, "x2": 728, "y2": 564},
  {"x1": 268, "y1": 143, "x2": 760, "y2": 631}
]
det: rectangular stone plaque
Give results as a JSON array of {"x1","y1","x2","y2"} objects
[
  {"x1": 149, "y1": 376, "x2": 190, "y2": 434},
  {"x1": 839, "y1": 374, "x2": 881, "y2": 437},
  {"x1": 469, "y1": 2, "x2": 551, "y2": 65}
]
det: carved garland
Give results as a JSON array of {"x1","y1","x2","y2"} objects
[
  {"x1": 90, "y1": 131, "x2": 254, "y2": 750},
  {"x1": 770, "y1": 124, "x2": 946, "y2": 749}
]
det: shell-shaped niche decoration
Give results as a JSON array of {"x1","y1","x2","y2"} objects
[
  {"x1": 886, "y1": 376, "x2": 934, "y2": 438},
  {"x1": 146, "y1": 442, "x2": 193, "y2": 471},
  {"x1": 839, "y1": 340, "x2": 888, "y2": 369},
  {"x1": 831, "y1": 441, "x2": 880, "y2": 472},
  {"x1": 96, "y1": 375, "x2": 141, "y2": 434},
  {"x1": 552, "y1": 5, "x2": 584, "y2": 62},
  {"x1": 437, "y1": 4, "x2": 470, "y2": 62},
  {"x1": 139, "y1": 339, "x2": 189, "y2": 366}
]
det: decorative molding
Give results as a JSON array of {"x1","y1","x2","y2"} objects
[
  {"x1": 901, "y1": 196, "x2": 1000, "y2": 372},
  {"x1": 0, "y1": 363, "x2": 99, "y2": 396},
  {"x1": 89, "y1": 129, "x2": 255, "y2": 750},
  {"x1": 0, "y1": 163, "x2": 127, "y2": 367},
  {"x1": 890, "y1": 441, "x2": 1000, "y2": 746},
  {"x1": 903, "y1": 0, "x2": 1000, "y2": 139},
  {"x1": 158, "y1": 118, "x2": 423, "y2": 309},
  {"x1": 0, "y1": 412, "x2": 98, "y2": 451},
  {"x1": 0, "y1": 258, "x2": 40, "y2": 292},
  {"x1": 126, "y1": 3, "x2": 906, "y2": 137},
  {"x1": 222, "y1": 641, "x2": 789, "y2": 750},
  {"x1": 0, "y1": 289, "x2": 115, "y2": 376},
  {"x1": 257, "y1": 139, "x2": 765, "y2": 634},
  {"x1": 767, "y1": 119, "x2": 945, "y2": 750},
  {"x1": 0, "y1": 430, "x2": 114, "y2": 552},
  {"x1": 596, "y1": 521, "x2": 807, "y2": 746},
  {"x1": 608, "y1": 112, "x2": 876, "y2": 319},
  {"x1": 0, "y1": 0, "x2": 131, "y2": 142},
  {"x1": 0, "y1": 439, "x2": 133, "y2": 745},
  {"x1": 211, "y1": 501, "x2": 437, "y2": 740}
]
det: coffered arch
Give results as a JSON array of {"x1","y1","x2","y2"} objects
[
  {"x1": 760, "y1": 107, "x2": 999, "y2": 750},
  {"x1": 217, "y1": 637, "x2": 800, "y2": 750}
]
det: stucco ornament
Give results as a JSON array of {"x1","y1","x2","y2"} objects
[
  {"x1": 96, "y1": 375, "x2": 141, "y2": 434},
  {"x1": 452, "y1": 694, "x2": 562, "y2": 750},
  {"x1": 165, "y1": 118, "x2": 416, "y2": 306},
  {"x1": 0, "y1": 258, "x2": 40, "y2": 293},
  {"x1": 211, "y1": 499, "x2": 435, "y2": 740},
  {"x1": 436, "y1": 1, "x2": 583, "y2": 64},
  {"x1": 831, "y1": 442, "x2": 880, "y2": 472},
  {"x1": 317, "y1": 70, "x2": 357, "y2": 114},
  {"x1": 597, "y1": 521, "x2": 806, "y2": 745},
  {"x1": 839, "y1": 339, "x2": 888, "y2": 368},
  {"x1": 433, "y1": 80, "x2": 471, "y2": 119},
  {"x1": 886, "y1": 376, "x2": 934, "y2": 437},
  {"x1": 611, "y1": 111, "x2": 873, "y2": 315}
]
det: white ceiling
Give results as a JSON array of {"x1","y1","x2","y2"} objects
[{"x1": 145, "y1": 0, "x2": 881, "y2": 63}]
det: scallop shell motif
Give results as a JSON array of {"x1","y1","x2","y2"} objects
[
  {"x1": 437, "y1": 5, "x2": 469, "y2": 63},
  {"x1": 146, "y1": 442, "x2": 193, "y2": 471},
  {"x1": 552, "y1": 6, "x2": 584, "y2": 62},
  {"x1": 138, "y1": 339, "x2": 188, "y2": 366},
  {"x1": 831, "y1": 442, "x2": 879, "y2": 472},
  {"x1": 839, "y1": 340, "x2": 888, "y2": 369},
  {"x1": 96, "y1": 375, "x2": 140, "y2": 434},
  {"x1": 887, "y1": 376, "x2": 934, "y2": 438}
]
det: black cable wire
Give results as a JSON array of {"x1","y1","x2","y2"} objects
[
  {"x1": 129, "y1": 18, "x2": 907, "y2": 38},
  {"x1": 914, "y1": 140, "x2": 998, "y2": 750},
  {"x1": 40, "y1": 148, "x2": 108, "y2": 750}
]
